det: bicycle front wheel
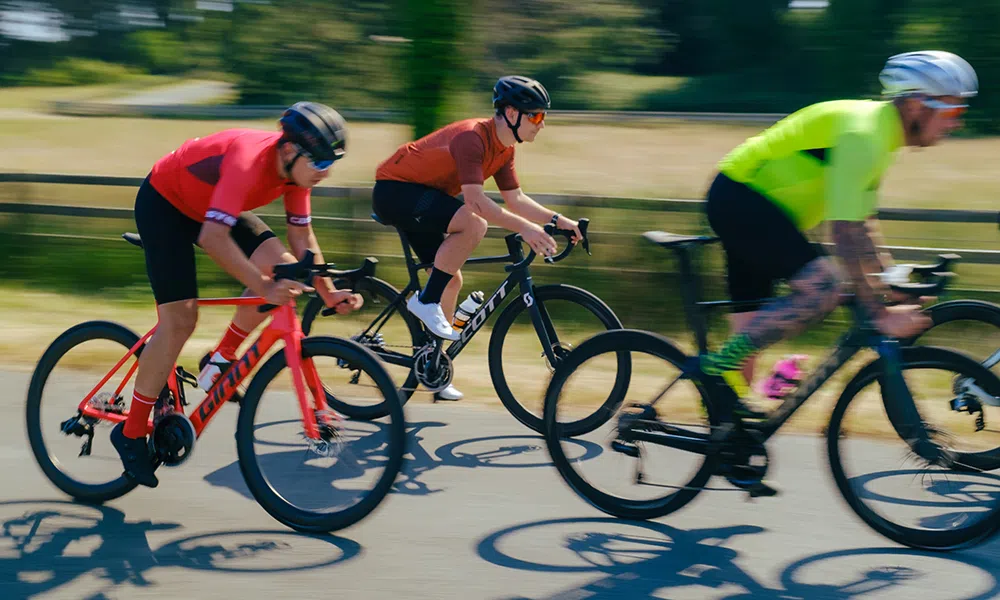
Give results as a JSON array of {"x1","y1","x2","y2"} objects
[
  {"x1": 907, "y1": 299, "x2": 1000, "y2": 471},
  {"x1": 827, "y1": 345, "x2": 1000, "y2": 551},
  {"x1": 236, "y1": 336, "x2": 406, "y2": 533},
  {"x1": 489, "y1": 284, "x2": 630, "y2": 436}
]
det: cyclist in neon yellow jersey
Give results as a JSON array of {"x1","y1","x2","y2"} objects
[{"x1": 699, "y1": 51, "x2": 978, "y2": 412}]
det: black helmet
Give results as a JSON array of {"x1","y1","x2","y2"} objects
[
  {"x1": 493, "y1": 75, "x2": 551, "y2": 113},
  {"x1": 279, "y1": 101, "x2": 347, "y2": 164}
]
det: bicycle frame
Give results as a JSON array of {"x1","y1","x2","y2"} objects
[
  {"x1": 74, "y1": 297, "x2": 327, "y2": 440},
  {"x1": 359, "y1": 230, "x2": 563, "y2": 367},
  {"x1": 635, "y1": 240, "x2": 927, "y2": 453}
]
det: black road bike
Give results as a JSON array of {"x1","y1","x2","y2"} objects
[
  {"x1": 544, "y1": 231, "x2": 1000, "y2": 551},
  {"x1": 302, "y1": 215, "x2": 630, "y2": 436}
]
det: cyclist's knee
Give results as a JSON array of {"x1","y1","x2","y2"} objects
[
  {"x1": 789, "y1": 257, "x2": 843, "y2": 313},
  {"x1": 156, "y1": 302, "x2": 199, "y2": 343},
  {"x1": 450, "y1": 206, "x2": 487, "y2": 239},
  {"x1": 450, "y1": 269, "x2": 463, "y2": 288}
]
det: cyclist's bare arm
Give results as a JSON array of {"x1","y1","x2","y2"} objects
[
  {"x1": 461, "y1": 184, "x2": 557, "y2": 256},
  {"x1": 500, "y1": 188, "x2": 582, "y2": 242},
  {"x1": 199, "y1": 222, "x2": 310, "y2": 302},
  {"x1": 831, "y1": 220, "x2": 929, "y2": 337},
  {"x1": 286, "y1": 224, "x2": 361, "y2": 311},
  {"x1": 865, "y1": 216, "x2": 895, "y2": 271},
  {"x1": 831, "y1": 220, "x2": 891, "y2": 319},
  {"x1": 460, "y1": 184, "x2": 535, "y2": 231},
  {"x1": 286, "y1": 223, "x2": 333, "y2": 291}
]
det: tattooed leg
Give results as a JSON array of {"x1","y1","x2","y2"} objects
[
  {"x1": 741, "y1": 257, "x2": 844, "y2": 348},
  {"x1": 702, "y1": 257, "x2": 843, "y2": 383}
]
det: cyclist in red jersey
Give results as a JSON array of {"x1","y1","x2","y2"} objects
[
  {"x1": 111, "y1": 102, "x2": 363, "y2": 488},
  {"x1": 373, "y1": 76, "x2": 582, "y2": 401}
]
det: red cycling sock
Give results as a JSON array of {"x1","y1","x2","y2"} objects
[{"x1": 123, "y1": 390, "x2": 157, "y2": 439}]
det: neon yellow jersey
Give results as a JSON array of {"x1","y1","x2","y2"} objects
[{"x1": 718, "y1": 100, "x2": 905, "y2": 232}]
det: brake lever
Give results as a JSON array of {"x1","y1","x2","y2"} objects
[{"x1": 578, "y1": 218, "x2": 591, "y2": 256}]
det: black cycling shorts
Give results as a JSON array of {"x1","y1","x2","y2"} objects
[
  {"x1": 134, "y1": 175, "x2": 276, "y2": 305},
  {"x1": 371, "y1": 179, "x2": 464, "y2": 265},
  {"x1": 705, "y1": 172, "x2": 821, "y2": 312}
]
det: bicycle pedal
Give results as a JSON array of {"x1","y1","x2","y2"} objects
[
  {"x1": 610, "y1": 440, "x2": 640, "y2": 458},
  {"x1": 746, "y1": 481, "x2": 779, "y2": 499}
]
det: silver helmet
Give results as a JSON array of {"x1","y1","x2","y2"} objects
[{"x1": 879, "y1": 51, "x2": 978, "y2": 108}]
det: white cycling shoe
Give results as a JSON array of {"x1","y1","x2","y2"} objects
[
  {"x1": 434, "y1": 384, "x2": 464, "y2": 401},
  {"x1": 407, "y1": 295, "x2": 460, "y2": 341}
]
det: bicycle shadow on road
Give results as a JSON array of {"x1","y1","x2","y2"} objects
[
  {"x1": 203, "y1": 419, "x2": 604, "y2": 500},
  {"x1": 477, "y1": 517, "x2": 1000, "y2": 600},
  {"x1": 0, "y1": 499, "x2": 360, "y2": 600}
]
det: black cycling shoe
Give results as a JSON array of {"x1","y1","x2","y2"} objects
[{"x1": 110, "y1": 422, "x2": 159, "y2": 488}]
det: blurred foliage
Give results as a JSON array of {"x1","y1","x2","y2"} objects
[
  {"x1": 0, "y1": 0, "x2": 997, "y2": 132},
  {"x1": 19, "y1": 57, "x2": 140, "y2": 86},
  {"x1": 400, "y1": 0, "x2": 462, "y2": 137}
]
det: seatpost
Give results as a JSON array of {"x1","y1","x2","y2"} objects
[
  {"x1": 397, "y1": 229, "x2": 421, "y2": 287},
  {"x1": 675, "y1": 244, "x2": 711, "y2": 354}
]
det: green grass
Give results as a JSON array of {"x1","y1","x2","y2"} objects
[
  {"x1": 0, "y1": 77, "x2": 179, "y2": 111},
  {"x1": 571, "y1": 72, "x2": 689, "y2": 111},
  {"x1": 1, "y1": 113, "x2": 999, "y2": 209}
]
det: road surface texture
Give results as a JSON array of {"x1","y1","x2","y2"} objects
[{"x1": 2, "y1": 368, "x2": 1000, "y2": 600}]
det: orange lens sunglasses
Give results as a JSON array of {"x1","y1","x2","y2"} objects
[
  {"x1": 525, "y1": 111, "x2": 546, "y2": 125},
  {"x1": 939, "y1": 105, "x2": 967, "y2": 119}
]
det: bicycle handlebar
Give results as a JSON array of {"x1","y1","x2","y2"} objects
[
  {"x1": 259, "y1": 252, "x2": 379, "y2": 313},
  {"x1": 886, "y1": 253, "x2": 959, "y2": 300},
  {"x1": 505, "y1": 217, "x2": 591, "y2": 273}
]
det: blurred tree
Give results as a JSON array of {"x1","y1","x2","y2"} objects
[
  {"x1": 229, "y1": 0, "x2": 400, "y2": 109},
  {"x1": 820, "y1": 0, "x2": 910, "y2": 95},
  {"x1": 638, "y1": 0, "x2": 787, "y2": 75},
  {"x1": 946, "y1": 1, "x2": 1000, "y2": 133},
  {"x1": 400, "y1": 0, "x2": 463, "y2": 138}
]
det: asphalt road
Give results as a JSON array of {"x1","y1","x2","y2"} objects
[{"x1": 3, "y1": 368, "x2": 1000, "y2": 600}]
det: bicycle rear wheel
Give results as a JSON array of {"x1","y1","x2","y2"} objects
[
  {"x1": 236, "y1": 336, "x2": 406, "y2": 533},
  {"x1": 25, "y1": 321, "x2": 140, "y2": 503},
  {"x1": 827, "y1": 345, "x2": 1000, "y2": 550}
]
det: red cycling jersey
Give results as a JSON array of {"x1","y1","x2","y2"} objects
[{"x1": 149, "y1": 129, "x2": 311, "y2": 227}]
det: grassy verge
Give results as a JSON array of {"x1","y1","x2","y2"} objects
[
  {"x1": 0, "y1": 114, "x2": 999, "y2": 208},
  {"x1": 0, "y1": 77, "x2": 180, "y2": 111},
  {"x1": 6, "y1": 285, "x2": 999, "y2": 447}
]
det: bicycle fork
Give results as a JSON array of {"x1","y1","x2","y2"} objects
[{"x1": 878, "y1": 340, "x2": 953, "y2": 467}]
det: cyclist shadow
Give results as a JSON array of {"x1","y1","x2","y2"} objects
[
  {"x1": 477, "y1": 517, "x2": 1000, "y2": 600},
  {"x1": 848, "y1": 468, "x2": 1000, "y2": 530},
  {"x1": 0, "y1": 499, "x2": 360, "y2": 599},
  {"x1": 203, "y1": 419, "x2": 604, "y2": 499}
]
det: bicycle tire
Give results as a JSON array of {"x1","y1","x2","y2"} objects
[
  {"x1": 827, "y1": 345, "x2": 1000, "y2": 550},
  {"x1": 543, "y1": 329, "x2": 719, "y2": 520},
  {"x1": 301, "y1": 276, "x2": 421, "y2": 420},
  {"x1": 236, "y1": 336, "x2": 406, "y2": 533},
  {"x1": 906, "y1": 299, "x2": 1000, "y2": 471},
  {"x1": 25, "y1": 320, "x2": 140, "y2": 503},
  {"x1": 489, "y1": 284, "x2": 630, "y2": 436}
]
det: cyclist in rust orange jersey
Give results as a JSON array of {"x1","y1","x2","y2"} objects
[{"x1": 373, "y1": 76, "x2": 581, "y2": 401}]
